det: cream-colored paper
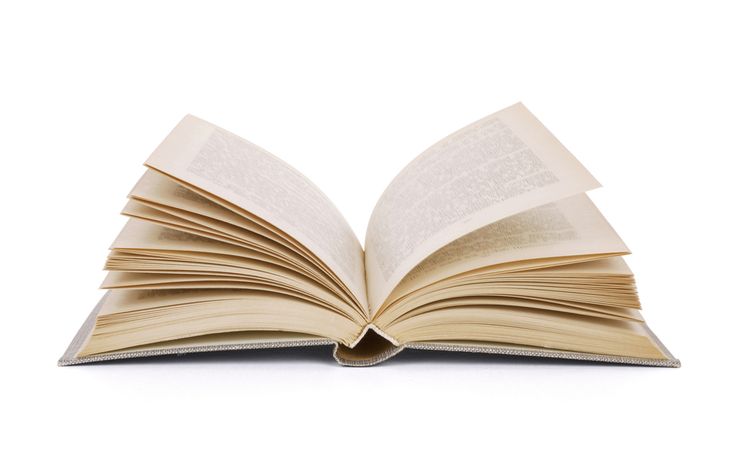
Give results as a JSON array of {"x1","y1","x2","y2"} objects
[
  {"x1": 108, "y1": 219, "x2": 349, "y2": 303},
  {"x1": 384, "y1": 193, "x2": 629, "y2": 308},
  {"x1": 365, "y1": 103, "x2": 600, "y2": 312},
  {"x1": 145, "y1": 116, "x2": 368, "y2": 312}
]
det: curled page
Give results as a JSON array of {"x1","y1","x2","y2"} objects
[
  {"x1": 385, "y1": 194, "x2": 630, "y2": 307},
  {"x1": 365, "y1": 103, "x2": 600, "y2": 312},
  {"x1": 145, "y1": 115, "x2": 368, "y2": 312}
]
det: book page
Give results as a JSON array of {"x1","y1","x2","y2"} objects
[
  {"x1": 106, "y1": 219, "x2": 365, "y2": 322},
  {"x1": 365, "y1": 103, "x2": 600, "y2": 312},
  {"x1": 145, "y1": 115, "x2": 368, "y2": 312},
  {"x1": 124, "y1": 169, "x2": 357, "y2": 303},
  {"x1": 382, "y1": 194, "x2": 630, "y2": 310}
]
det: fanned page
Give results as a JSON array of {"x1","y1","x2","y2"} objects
[
  {"x1": 365, "y1": 103, "x2": 601, "y2": 312},
  {"x1": 381, "y1": 194, "x2": 630, "y2": 313},
  {"x1": 144, "y1": 116, "x2": 368, "y2": 314}
]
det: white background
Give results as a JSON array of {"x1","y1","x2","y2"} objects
[{"x1": 2, "y1": 1, "x2": 734, "y2": 447}]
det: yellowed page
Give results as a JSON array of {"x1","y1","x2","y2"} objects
[
  {"x1": 111, "y1": 218, "x2": 280, "y2": 261},
  {"x1": 145, "y1": 115, "x2": 368, "y2": 312},
  {"x1": 365, "y1": 103, "x2": 600, "y2": 312},
  {"x1": 129, "y1": 169, "x2": 294, "y2": 249},
  {"x1": 80, "y1": 289, "x2": 362, "y2": 356},
  {"x1": 110, "y1": 219, "x2": 344, "y2": 296},
  {"x1": 384, "y1": 306, "x2": 666, "y2": 359},
  {"x1": 375, "y1": 257, "x2": 639, "y2": 327},
  {"x1": 386, "y1": 194, "x2": 629, "y2": 305},
  {"x1": 104, "y1": 219, "x2": 366, "y2": 321},
  {"x1": 127, "y1": 169, "x2": 349, "y2": 289}
]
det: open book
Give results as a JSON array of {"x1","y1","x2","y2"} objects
[{"x1": 59, "y1": 103, "x2": 679, "y2": 367}]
